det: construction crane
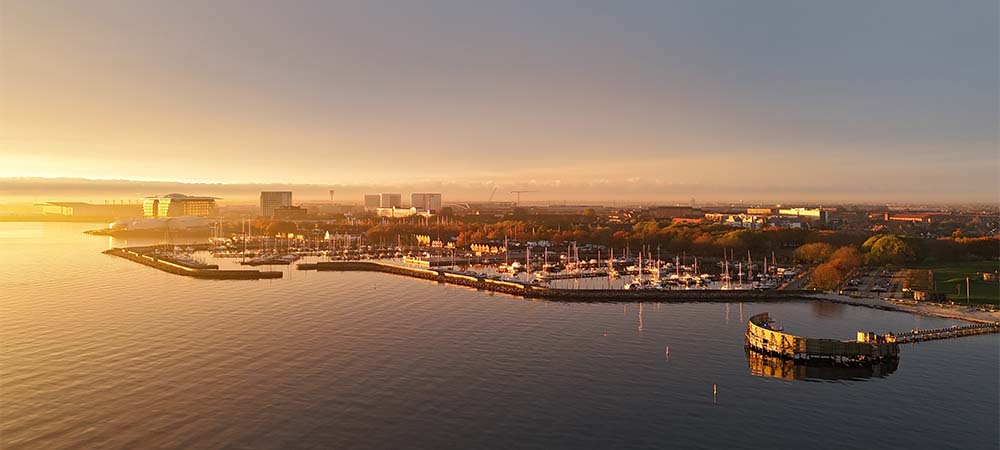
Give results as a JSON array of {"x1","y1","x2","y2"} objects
[{"x1": 510, "y1": 190, "x2": 537, "y2": 206}]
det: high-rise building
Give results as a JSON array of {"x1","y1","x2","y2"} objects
[
  {"x1": 410, "y1": 193, "x2": 442, "y2": 213},
  {"x1": 379, "y1": 193, "x2": 402, "y2": 208},
  {"x1": 364, "y1": 194, "x2": 381, "y2": 212},
  {"x1": 142, "y1": 194, "x2": 217, "y2": 217},
  {"x1": 260, "y1": 191, "x2": 293, "y2": 218}
]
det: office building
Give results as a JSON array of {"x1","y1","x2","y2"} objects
[
  {"x1": 410, "y1": 193, "x2": 443, "y2": 213},
  {"x1": 364, "y1": 194, "x2": 381, "y2": 212},
  {"x1": 379, "y1": 193, "x2": 402, "y2": 208},
  {"x1": 260, "y1": 191, "x2": 293, "y2": 218},
  {"x1": 142, "y1": 194, "x2": 217, "y2": 217}
]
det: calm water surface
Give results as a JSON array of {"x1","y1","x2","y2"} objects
[{"x1": 1, "y1": 222, "x2": 997, "y2": 450}]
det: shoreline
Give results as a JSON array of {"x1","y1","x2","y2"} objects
[{"x1": 805, "y1": 292, "x2": 1000, "y2": 325}]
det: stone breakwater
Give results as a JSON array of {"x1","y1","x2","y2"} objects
[
  {"x1": 298, "y1": 261, "x2": 812, "y2": 302},
  {"x1": 105, "y1": 248, "x2": 282, "y2": 280}
]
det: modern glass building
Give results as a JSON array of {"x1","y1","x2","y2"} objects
[{"x1": 142, "y1": 194, "x2": 217, "y2": 217}]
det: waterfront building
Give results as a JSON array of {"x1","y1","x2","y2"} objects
[
  {"x1": 142, "y1": 194, "x2": 217, "y2": 217},
  {"x1": 410, "y1": 193, "x2": 442, "y2": 213},
  {"x1": 260, "y1": 191, "x2": 293, "y2": 218},
  {"x1": 37, "y1": 202, "x2": 141, "y2": 218}
]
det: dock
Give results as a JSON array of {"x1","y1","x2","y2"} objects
[
  {"x1": 297, "y1": 261, "x2": 809, "y2": 302},
  {"x1": 105, "y1": 248, "x2": 282, "y2": 280},
  {"x1": 891, "y1": 323, "x2": 1000, "y2": 344}
]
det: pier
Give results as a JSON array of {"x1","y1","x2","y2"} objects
[
  {"x1": 891, "y1": 323, "x2": 1000, "y2": 344},
  {"x1": 105, "y1": 248, "x2": 282, "y2": 280},
  {"x1": 297, "y1": 261, "x2": 810, "y2": 302}
]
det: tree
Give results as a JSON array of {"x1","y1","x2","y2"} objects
[
  {"x1": 793, "y1": 242, "x2": 835, "y2": 264},
  {"x1": 865, "y1": 235, "x2": 918, "y2": 265},
  {"x1": 808, "y1": 264, "x2": 844, "y2": 290}
]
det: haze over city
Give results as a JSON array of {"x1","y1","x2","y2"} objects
[
  {"x1": 2, "y1": 1, "x2": 997, "y2": 203},
  {"x1": 2, "y1": 2, "x2": 998, "y2": 450}
]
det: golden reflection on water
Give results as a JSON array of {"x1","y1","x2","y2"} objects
[{"x1": 746, "y1": 349, "x2": 898, "y2": 381}]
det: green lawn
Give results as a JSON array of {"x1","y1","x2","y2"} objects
[{"x1": 910, "y1": 261, "x2": 1000, "y2": 305}]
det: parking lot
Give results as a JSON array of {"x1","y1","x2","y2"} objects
[{"x1": 838, "y1": 269, "x2": 904, "y2": 298}]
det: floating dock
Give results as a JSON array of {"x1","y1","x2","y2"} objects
[
  {"x1": 105, "y1": 248, "x2": 282, "y2": 280},
  {"x1": 297, "y1": 261, "x2": 809, "y2": 302},
  {"x1": 745, "y1": 312, "x2": 899, "y2": 364}
]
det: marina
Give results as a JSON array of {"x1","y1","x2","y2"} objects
[{"x1": 296, "y1": 260, "x2": 810, "y2": 302}]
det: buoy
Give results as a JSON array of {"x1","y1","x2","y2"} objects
[
  {"x1": 665, "y1": 345, "x2": 670, "y2": 355},
  {"x1": 713, "y1": 384, "x2": 717, "y2": 395},
  {"x1": 602, "y1": 332, "x2": 608, "y2": 337}
]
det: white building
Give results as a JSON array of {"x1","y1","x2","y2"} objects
[
  {"x1": 260, "y1": 191, "x2": 292, "y2": 218},
  {"x1": 410, "y1": 193, "x2": 442, "y2": 213}
]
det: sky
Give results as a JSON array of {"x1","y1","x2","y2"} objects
[{"x1": 1, "y1": 0, "x2": 997, "y2": 204}]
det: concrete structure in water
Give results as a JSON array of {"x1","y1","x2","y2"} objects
[
  {"x1": 745, "y1": 312, "x2": 899, "y2": 364},
  {"x1": 260, "y1": 191, "x2": 293, "y2": 218},
  {"x1": 143, "y1": 194, "x2": 217, "y2": 217}
]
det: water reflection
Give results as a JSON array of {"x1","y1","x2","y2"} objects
[
  {"x1": 811, "y1": 301, "x2": 846, "y2": 318},
  {"x1": 746, "y1": 350, "x2": 899, "y2": 381}
]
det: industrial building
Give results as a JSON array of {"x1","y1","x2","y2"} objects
[
  {"x1": 260, "y1": 191, "x2": 293, "y2": 218},
  {"x1": 142, "y1": 194, "x2": 217, "y2": 217},
  {"x1": 410, "y1": 193, "x2": 443, "y2": 213}
]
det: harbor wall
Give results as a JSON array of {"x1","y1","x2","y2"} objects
[
  {"x1": 105, "y1": 248, "x2": 282, "y2": 280},
  {"x1": 298, "y1": 261, "x2": 812, "y2": 302}
]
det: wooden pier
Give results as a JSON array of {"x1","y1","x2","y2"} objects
[
  {"x1": 105, "y1": 248, "x2": 282, "y2": 280},
  {"x1": 297, "y1": 261, "x2": 809, "y2": 302}
]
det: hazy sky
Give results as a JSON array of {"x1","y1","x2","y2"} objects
[{"x1": 1, "y1": 1, "x2": 997, "y2": 203}]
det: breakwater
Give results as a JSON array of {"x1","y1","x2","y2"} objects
[
  {"x1": 105, "y1": 248, "x2": 282, "y2": 280},
  {"x1": 297, "y1": 261, "x2": 810, "y2": 302},
  {"x1": 892, "y1": 323, "x2": 1000, "y2": 343}
]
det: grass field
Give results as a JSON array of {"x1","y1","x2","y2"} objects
[{"x1": 910, "y1": 261, "x2": 1000, "y2": 305}]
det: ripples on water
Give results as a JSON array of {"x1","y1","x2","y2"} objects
[{"x1": 1, "y1": 223, "x2": 997, "y2": 450}]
